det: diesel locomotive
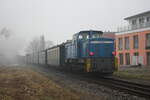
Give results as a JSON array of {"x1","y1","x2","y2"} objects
[{"x1": 26, "y1": 30, "x2": 115, "y2": 74}]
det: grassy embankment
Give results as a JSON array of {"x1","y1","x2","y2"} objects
[
  {"x1": 113, "y1": 67, "x2": 150, "y2": 82},
  {"x1": 0, "y1": 66, "x2": 80, "y2": 100}
]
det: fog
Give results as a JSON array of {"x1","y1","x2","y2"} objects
[
  {"x1": 0, "y1": 0, "x2": 150, "y2": 64},
  {"x1": 0, "y1": 27, "x2": 24, "y2": 64}
]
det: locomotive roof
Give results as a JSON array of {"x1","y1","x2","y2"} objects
[{"x1": 79, "y1": 30, "x2": 103, "y2": 34}]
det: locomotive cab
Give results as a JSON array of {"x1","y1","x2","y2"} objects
[{"x1": 77, "y1": 30, "x2": 104, "y2": 58}]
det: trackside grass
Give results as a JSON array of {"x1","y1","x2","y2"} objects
[
  {"x1": 0, "y1": 66, "x2": 80, "y2": 100},
  {"x1": 113, "y1": 66, "x2": 150, "y2": 83}
]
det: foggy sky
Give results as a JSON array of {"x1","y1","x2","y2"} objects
[{"x1": 0, "y1": 0, "x2": 150, "y2": 55}]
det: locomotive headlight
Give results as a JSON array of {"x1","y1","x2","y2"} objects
[{"x1": 89, "y1": 52, "x2": 94, "y2": 56}]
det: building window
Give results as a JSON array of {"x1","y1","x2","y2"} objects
[
  {"x1": 139, "y1": 17, "x2": 145, "y2": 24},
  {"x1": 147, "y1": 52, "x2": 150, "y2": 65},
  {"x1": 146, "y1": 33, "x2": 150, "y2": 49},
  {"x1": 146, "y1": 17, "x2": 150, "y2": 22},
  {"x1": 132, "y1": 19, "x2": 137, "y2": 25},
  {"x1": 125, "y1": 53, "x2": 130, "y2": 65},
  {"x1": 119, "y1": 53, "x2": 124, "y2": 65},
  {"x1": 118, "y1": 38, "x2": 123, "y2": 50},
  {"x1": 133, "y1": 35, "x2": 139, "y2": 49},
  {"x1": 134, "y1": 52, "x2": 139, "y2": 56},
  {"x1": 125, "y1": 37, "x2": 130, "y2": 50}
]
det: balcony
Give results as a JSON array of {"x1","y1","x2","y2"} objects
[{"x1": 117, "y1": 22, "x2": 150, "y2": 33}]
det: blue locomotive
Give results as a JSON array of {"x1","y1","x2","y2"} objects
[
  {"x1": 26, "y1": 30, "x2": 115, "y2": 74},
  {"x1": 65, "y1": 30, "x2": 115, "y2": 73}
]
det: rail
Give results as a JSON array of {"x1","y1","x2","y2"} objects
[
  {"x1": 99, "y1": 77, "x2": 150, "y2": 98},
  {"x1": 36, "y1": 65, "x2": 150, "y2": 99}
]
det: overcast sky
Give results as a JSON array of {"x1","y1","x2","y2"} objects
[{"x1": 0, "y1": 0, "x2": 150, "y2": 55}]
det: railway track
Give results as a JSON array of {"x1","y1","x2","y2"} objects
[
  {"x1": 58, "y1": 68, "x2": 150, "y2": 99},
  {"x1": 92, "y1": 76, "x2": 150, "y2": 99},
  {"x1": 30, "y1": 65, "x2": 150, "y2": 99}
]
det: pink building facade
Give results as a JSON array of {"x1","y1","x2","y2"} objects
[{"x1": 116, "y1": 11, "x2": 150, "y2": 66}]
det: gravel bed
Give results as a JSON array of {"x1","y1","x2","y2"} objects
[{"x1": 24, "y1": 64, "x2": 148, "y2": 100}]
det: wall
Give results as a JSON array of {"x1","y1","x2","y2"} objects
[{"x1": 116, "y1": 30, "x2": 150, "y2": 66}]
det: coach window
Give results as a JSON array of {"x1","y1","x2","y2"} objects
[
  {"x1": 133, "y1": 35, "x2": 139, "y2": 49},
  {"x1": 72, "y1": 35, "x2": 77, "y2": 44},
  {"x1": 146, "y1": 33, "x2": 150, "y2": 49}
]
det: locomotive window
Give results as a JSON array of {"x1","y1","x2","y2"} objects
[
  {"x1": 91, "y1": 32, "x2": 102, "y2": 38},
  {"x1": 78, "y1": 33, "x2": 89, "y2": 40},
  {"x1": 79, "y1": 35, "x2": 83, "y2": 39}
]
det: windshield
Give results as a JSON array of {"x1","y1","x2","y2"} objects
[
  {"x1": 78, "y1": 32, "x2": 89, "y2": 40},
  {"x1": 91, "y1": 32, "x2": 102, "y2": 38}
]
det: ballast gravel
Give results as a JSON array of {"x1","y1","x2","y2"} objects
[{"x1": 26, "y1": 65, "x2": 148, "y2": 100}]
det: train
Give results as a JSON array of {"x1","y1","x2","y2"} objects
[{"x1": 26, "y1": 30, "x2": 115, "y2": 74}]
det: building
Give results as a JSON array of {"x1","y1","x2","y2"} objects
[
  {"x1": 116, "y1": 11, "x2": 150, "y2": 66},
  {"x1": 102, "y1": 32, "x2": 116, "y2": 39}
]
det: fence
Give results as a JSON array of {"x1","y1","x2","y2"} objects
[{"x1": 117, "y1": 22, "x2": 150, "y2": 32}]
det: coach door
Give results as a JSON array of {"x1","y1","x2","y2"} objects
[{"x1": 147, "y1": 52, "x2": 150, "y2": 66}]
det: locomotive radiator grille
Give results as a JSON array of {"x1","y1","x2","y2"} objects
[{"x1": 91, "y1": 58, "x2": 115, "y2": 73}]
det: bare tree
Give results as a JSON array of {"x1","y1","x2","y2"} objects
[
  {"x1": 0, "y1": 27, "x2": 11, "y2": 38},
  {"x1": 45, "y1": 40, "x2": 54, "y2": 49},
  {"x1": 26, "y1": 35, "x2": 54, "y2": 54},
  {"x1": 26, "y1": 37, "x2": 40, "y2": 54},
  {"x1": 39, "y1": 35, "x2": 45, "y2": 51}
]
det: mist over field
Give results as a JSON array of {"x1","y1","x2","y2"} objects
[
  {"x1": 0, "y1": 27, "x2": 25, "y2": 64},
  {"x1": 0, "y1": 0, "x2": 150, "y2": 65}
]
